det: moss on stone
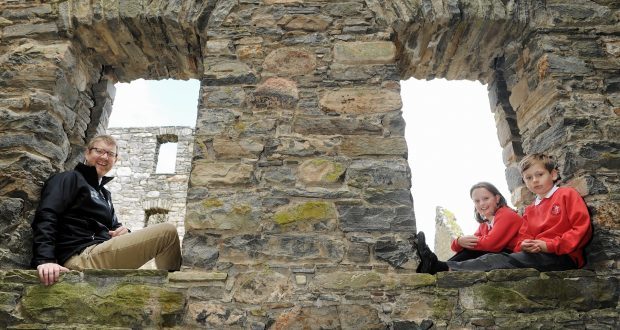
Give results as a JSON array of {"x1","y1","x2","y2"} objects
[
  {"x1": 476, "y1": 285, "x2": 542, "y2": 312},
  {"x1": 273, "y1": 201, "x2": 335, "y2": 225},
  {"x1": 20, "y1": 282, "x2": 184, "y2": 326},
  {"x1": 203, "y1": 198, "x2": 224, "y2": 208}
]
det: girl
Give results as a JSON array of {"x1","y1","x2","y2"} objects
[{"x1": 417, "y1": 182, "x2": 522, "y2": 274}]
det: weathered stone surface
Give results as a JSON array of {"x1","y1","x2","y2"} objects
[
  {"x1": 220, "y1": 234, "x2": 345, "y2": 264},
  {"x1": 374, "y1": 235, "x2": 417, "y2": 269},
  {"x1": 182, "y1": 233, "x2": 220, "y2": 269},
  {"x1": 203, "y1": 61, "x2": 257, "y2": 86},
  {"x1": 346, "y1": 159, "x2": 411, "y2": 189},
  {"x1": 297, "y1": 158, "x2": 346, "y2": 185},
  {"x1": 185, "y1": 193, "x2": 261, "y2": 231},
  {"x1": 19, "y1": 282, "x2": 184, "y2": 326},
  {"x1": 273, "y1": 306, "x2": 340, "y2": 329},
  {"x1": 232, "y1": 270, "x2": 291, "y2": 304},
  {"x1": 339, "y1": 136, "x2": 408, "y2": 157},
  {"x1": 263, "y1": 47, "x2": 317, "y2": 75},
  {"x1": 190, "y1": 161, "x2": 254, "y2": 187},
  {"x1": 319, "y1": 88, "x2": 402, "y2": 114},
  {"x1": 293, "y1": 115, "x2": 383, "y2": 135},
  {"x1": 272, "y1": 201, "x2": 336, "y2": 225},
  {"x1": 338, "y1": 204, "x2": 415, "y2": 232},
  {"x1": 251, "y1": 77, "x2": 299, "y2": 108},
  {"x1": 334, "y1": 41, "x2": 396, "y2": 65},
  {"x1": 313, "y1": 271, "x2": 435, "y2": 291},
  {"x1": 213, "y1": 136, "x2": 264, "y2": 159}
]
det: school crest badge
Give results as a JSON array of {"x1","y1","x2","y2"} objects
[{"x1": 551, "y1": 204, "x2": 561, "y2": 215}]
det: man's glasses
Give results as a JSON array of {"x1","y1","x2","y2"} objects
[{"x1": 89, "y1": 147, "x2": 117, "y2": 158}]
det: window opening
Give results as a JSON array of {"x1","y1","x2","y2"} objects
[
  {"x1": 401, "y1": 78, "x2": 513, "y2": 251},
  {"x1": 144, "y1": 207, "x2": 170, "y2": 227}
]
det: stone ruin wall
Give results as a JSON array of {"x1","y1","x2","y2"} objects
[
  {"x1": 105, "y1": 126, "x2": 193, "y2": 239},
  {"x1": 0, "y1": 0, "x2": 619, "y2": 328},
  {"x1": 434, "y1": 207, "x2": 463, "y2": 262}
]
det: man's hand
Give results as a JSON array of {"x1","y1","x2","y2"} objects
[
  {"x1": 520, "y1": 239, "x2": 548, "y2": 253},
  {"x1": 457, "y1": 235, "x2": 479, "y2": 249},
  {"x1": 109, "y1": 226, "x2": 129, "y2": 237},
  {"x1": 37, "y1": 263, "x2": 69, "y2": 286}
]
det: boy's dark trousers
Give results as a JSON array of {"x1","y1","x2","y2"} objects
[{"x1": 446, "y1": 252, "x2": 577, "y2": 272}]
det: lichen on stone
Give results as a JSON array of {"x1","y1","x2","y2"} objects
[{"x1": 273, "y1": 201, "x2": 336, "y2": 225}]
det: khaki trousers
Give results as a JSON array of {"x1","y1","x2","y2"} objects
[{"x1": 64, "y1": 222, "x2": 181, "y2": 271}]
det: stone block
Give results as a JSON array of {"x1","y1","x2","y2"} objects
[
  {"x1": 232, "y1": 271, "x2": 291, "y2": 304},
  {"x1": 346, "y1": 159, "x2": 411, "y2": 189},
  {"x1": 374, "y1": 235, "x2": 416, "y2": 269},
  {"x1": 363, "y1": 189, "x2": 413, "y2": 207},
  {"x1": 203, "y1": 86, "x2": 246, "y2": 108},
  {"x1": 437, "y1": 269, "x2": 488, "y2": 288},
  {"x1": 213, "y1": 136, "x2": 264, "y2": 159},
  {"x1": 190, "y1": 161, "x2": 254, "y2": 187},
  {"x1": 182, "y1": 233, "x2": 220, "y2": 269},
  {"x1": 2, "y1": 22, "x2": 58, "y2": 38},
  {"x1": 19, "y1": 282, "x2": 185, "y2": 327},
  {"x1": 313, "y1": 271, "x2": 435, "y2": 291},
  {"x1": 334, "y1": 41, "x2": 396, "y2": 65},
  {"x1": 346, "y1": 242, "x2": 370, "y2": 263},
  {"x1": 284, "y1": 15, "x2": 332, "y2": 31},
  {"x1": 263, "y1": 47, "x2": 317, "y2": 75},
  {"x1": 297, "y1": 158, "x2": 346, "y2": 185},
  {"x1": 339, "y1": 136, "x2": 407, "y2": 157},
  {"x1": 337, "y1": 204, "x2": 415, "y2": 232},
  {"x1": 251, "y1": 77, "x2": 299, "y2": 109},
  {"x1": 220, "y1": 234, "x2": 345, "y2": 265},
  {"x1": 319, "y1": 88, "x2": 402, "y2": 114},
  {"x1": 272, "y1": 201, "x2": 337, "y2": 225},
  {"x1": 293, "y1": 115, "x2": 383, "y2": 135},
  {"x1": 203, "y1": 61, "x2": 257, "y2": 86},
  {"x1": 185, "y1": 193, "x2": 261, "y2": 231},
  {"x1": 273, "y1": 306, "x2": 340, "y2": 330},
  {"x1": 187, "y1": 302, "x2": 245, "y2": 328},
  {"x1": 338, "y1": 305, "x2": 384, "y2": 329}
]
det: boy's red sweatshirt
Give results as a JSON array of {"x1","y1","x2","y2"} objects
[
  {"x1": 514, "y1": 187, "x2": 592, "y2": 268},
  {"x1": 451, "y1": 206, "x2": 523, "y2": 253}
]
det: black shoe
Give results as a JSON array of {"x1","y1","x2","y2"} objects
[{"x1": 415, "y1": 231, "x2": 438, "y2": 274}]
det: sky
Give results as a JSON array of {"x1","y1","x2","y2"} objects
[{"x1": 108, "y1": 78, "x2": 511, "y2": 250}]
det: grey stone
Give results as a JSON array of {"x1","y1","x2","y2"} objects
[
  {"x1": 337, "y1": 204, "x2": 415, "y2": 232},
  {"x1": 374, "y1": 236, "x2": 415, "y2": 268},
  {"x1": 182, "y1": 233, "x2": 220, "y2": 269}
]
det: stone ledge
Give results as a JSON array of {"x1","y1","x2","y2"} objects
[{"x1": 1, "y1": 268, "x2": 617, "y2": 328}]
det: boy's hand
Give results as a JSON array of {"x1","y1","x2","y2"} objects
[
  {"x1": 457, "y1": 235, "x2": 479, "y2": 249},
  {"x1": 520, "y1": 239, "x2": 548, "y2": 253}
]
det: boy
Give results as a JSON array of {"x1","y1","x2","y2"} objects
[{"x1": 417, "y1": 153, "x2": 592, "y2": 273}]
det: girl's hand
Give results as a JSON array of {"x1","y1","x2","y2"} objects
[{"x1": 457, "y1": 235, "x2": 479, "y2": 249}]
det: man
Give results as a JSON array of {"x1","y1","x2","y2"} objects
[{"x1": 31, "y1": 135, "x2": 182, "y2": 286}]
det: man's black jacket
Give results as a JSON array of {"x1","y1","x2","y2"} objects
[{"x1": 31, "y1": 162, "x2": 122, "y2": 267}]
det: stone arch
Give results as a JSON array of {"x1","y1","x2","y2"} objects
[{"x1": 0, "y1": 1, "x2": 617, "y2": 274}]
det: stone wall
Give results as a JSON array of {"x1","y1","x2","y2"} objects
[
  {"x1": 0, "y1": 269, "x2": 617, "y2": 329},
  {"x1": 434, "y1": 207, "x2": 463, "y2": 261},
  {"x1": 106, "y1": 127, "x2": 193, "y2": 238},
  {"x1": 0, "y1": 0, "x2": 619, "y2": 328}
]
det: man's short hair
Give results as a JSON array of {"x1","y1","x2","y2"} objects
[
  {"x1": 518, "y1": 153, "x2": 557, "y2": 174},
  {"x1": 87, "y1": 135, "x2": 118, "y2": 153}
]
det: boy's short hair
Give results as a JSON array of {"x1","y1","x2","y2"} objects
[{"x1": 518, "y1": 153, "x2": 556, "y2": 174}]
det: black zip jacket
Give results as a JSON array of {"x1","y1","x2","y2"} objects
[{"x1": 30, "y1": 162, "x2": 122, "y2": 267}]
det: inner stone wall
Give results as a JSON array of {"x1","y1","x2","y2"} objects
[{"x1": 106, "y1": 126, "x2": 193, "y2": 238}]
